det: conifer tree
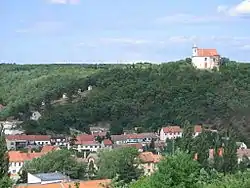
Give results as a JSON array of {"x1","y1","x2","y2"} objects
[{"x1": 0, "y1": 124, "x2": 12, "y2": 187}]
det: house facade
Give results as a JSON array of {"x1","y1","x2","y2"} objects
[
  {"x1": 8, "y1": 150, "x2": 44, "y2": 180},
  {"x1": 111, "y1": 133, "x2": 157, "y2": 145},
  {"x1": 139, "y1": 152, "x2": 162, "y2": 175},
  {"x1": 6, "y1": 135, "x2": 51, "y2": 150},
  {"x1": 192, "y1": 44, "x2": 220, "y2": 70},
  {"x1": 159, "y1": 126, "x2": 183, "y2": 141}
]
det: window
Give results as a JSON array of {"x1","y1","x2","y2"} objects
[
  {"x1": 147, "y1": 163, "x2": 150, "y2": 167},
  {"x1": 12, "y1": 170, "x2": 16, "y2": 174},
  {"x1": 205, "y1": 57, "x2": 207, "y2": 61},
  {"x1": 19, "y1": 162, "x2": 22, "y2": 166}
]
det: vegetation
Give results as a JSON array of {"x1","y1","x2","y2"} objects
[
  {"x1": 23, "y1": 150, "x2": 87, "y2": 180},
  {"x1": 2, "y1": 60, "x2": 250, "y2": 145},
  {"x1": 0, "y1": 126, "x2": 12, "y2": 187},
  {"x1": 97, "y1": 147, "x2": 142, "y2": 184}
]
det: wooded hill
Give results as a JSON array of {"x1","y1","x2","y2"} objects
[{"x1": 1, "y1": 60, "x2": 250, "y2": 144}]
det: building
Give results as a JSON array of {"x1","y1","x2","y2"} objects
[
  {"x1": 41, "y1": 145, "x2": 60, "y2": 154},
  {"x1": 6, "y1": 135, "x2": 51, "y2": 150},
  {"x1": 0, "y1": 121, "x2": 24, "y2": 135},
  {"x1": 27, "y1": 172, "x2": 69, "y2": 184},
  {"x1": 236, "y1": 142, "x2": 248, "y2": 149},
  {"x1": 111, "y1": 133, "x2": 157, "y2": 145},
  {"x1": 159, "y1": 126, "x2": 183, "y2": 141},
  {"x1": 193, "y1": 125, "x2": 202, "y2": 137},
  {"x1": 50, "y1": 135, "x2": 68, "y2": 146},
  {"x1": 139, "y1": 152, "x2": 162, "y2": 175},
  {"x1": 73, "y1": 134, "x2": 101, "y2": 152},
  {"x1": 30, "y1": 111, "x2": 42, "y2": 121},
  {"x1": 8, "y1": 150, "x2": 44, "y2": 179},
  {"x1": 191, "y1": 44, "x2": 220, "y2": 70},
  {"x1": 101, "y1": 139, "x2": 113, "y2": 150}
]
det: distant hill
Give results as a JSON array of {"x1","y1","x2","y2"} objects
[{"x1": 1, "y1": 60, "x2": 250, "y2": 144}]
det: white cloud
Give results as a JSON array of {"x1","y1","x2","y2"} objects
[
  {"x1": 47, "y1": 0, "x2": 79, "y2": 4},
  {"x1": 155, "y1": 13, "x2": 228, "y2": 24},
  {"x1": 217, "y1": 0, "x2": 250, "y2": 16}
]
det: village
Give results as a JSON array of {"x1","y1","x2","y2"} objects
[{"x1": 1, "y1": 120, "x2": 249, "y2": 187}]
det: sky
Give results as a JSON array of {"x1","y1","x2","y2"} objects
[{"x1": 1, "y1": 0, "x2": 250, "y2": 64}]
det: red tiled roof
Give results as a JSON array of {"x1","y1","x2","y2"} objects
[
  {"x1": 162, "y1": 126, "x2": 182, "y2": 133},
  {"x1": 194, "y1": 125, "x2": 202, "y2": 133},
  {"x1": 139, "y1": 152, "x2": 162, "y2": 163},
  {"x1": 8, "y1": 151, "x2": 44, "y2": 162},
  {"x1": 103, "y1": 139, "x2": 112, "y2": 145},
  {"x1": 41, "y1": 145, "x2": 60, "y2": 153},
  {"x1": 6, "y1": 135, "x2": 50, "y2": 141},
  {"x1": 197, "y1": 49, "x2": 219, "y2": 57},
  {"x1": 76, "y1": 140, "x2": 99, "y2": 145},
  {"x1": 16, "y1": 179, "x2": 111, "y2": 188},
  {"x1": 76, "y1": 134, "x2": 95, "y2": 142}
]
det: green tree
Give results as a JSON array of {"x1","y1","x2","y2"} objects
[
  {"x1": 0, "y1": 125, "x2": 12, "y2": 188},
  {"x1": 24, "y1": 150, "x2": 87, "y2": 179},
  {"x1": 97, "y1": 147, "x2": 142, "y2": 183}
]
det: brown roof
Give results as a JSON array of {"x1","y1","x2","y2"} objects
[
  {"x1": 16, "y1": 179, "x2": 111, "y2": 188},
  {"x1": 139, "y1": 152, "x2": 162, "y2": 163},
  {"x1": 8, "y1": 151, "x2": 44, "y2": 162},
  {"x1": 111, "y1": 133, "x2": 156, "y2": 141},
  {"x1": 162, "y1": 126, "x2": 182, "y2": 133},
  {"x1": 75, "y1": 134, "x2": 95, "y2": 144},
  {"x1": 41, "y1": 145, "x2": 60, "y2": 153},
  {"x1": 103, "y1": 139, "x2": 112, "y2": 145},
  {"x1": 197, "y1": 48, "x2": 219, "y2": 57},
  {"x1": 6, "y1": 135, "x2": 50, "y2": 141}
]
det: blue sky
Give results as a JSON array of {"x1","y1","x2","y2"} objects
[{"x1": 1, "y1": 0, "x2": 250, "y2": 63}]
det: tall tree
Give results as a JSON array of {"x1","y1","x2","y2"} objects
[{"x1": 0, "y1": 125, "x2": 12, "y2": 187}]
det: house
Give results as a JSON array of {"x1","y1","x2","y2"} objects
[
  {"x1": 8, "y1": 150, "x2": 44, "y2": 180},
  {"x1": 113, "y1": 143, "x2": 145, "y2": 152},
  {"x1": 191, "y1": 44, "x2": 220, "y2": 70},
  {"x1": 27, "y1": 172, "x2": 69, "y2": 184},
  {"x1": 237, "y1": 149, "x2": 250, "y2": 163},
  {"x1": 41, "y1": 145, "x2": 60, "y2": 154},
  {"x1": 193, "y1": 125, "x2": 202, "y2": 137},
  {"x1": 159, "y1": 126, "x2": 183, "y2": 141},
  {"x1": 0, "y1": 120, "x2": 24, "y2": 135},
  {"x1": 236, "y1": 142, "x2": 247, "y2": 149},
  {"x1": 111, "y1": 133, "x2": 157, "y2": 145},
  {"x1": 74, "y1": 134, "x2": 101, "y2": 152},
  {"x1": 101, "y1": 139, "x2": 113, "y2": 149},
  {"x1": 16, "y1": 179, "x2": 111, "y2": 188},
  {"x1": 6, "y1": 135, "x2": 51, "y2": 150},
  {"x1": 139, "y1": 152, "x2": 162, "y2": 175},
  {"x1": 30, "y1": 111, "x2": 42, "y2": 121},
  {"x1": 50, "y1": 135, "x2": 68, "y2": 146}
]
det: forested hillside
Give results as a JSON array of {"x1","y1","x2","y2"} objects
[{"x1": 1, "y1": 60, "x2": 250, "y2": 144}]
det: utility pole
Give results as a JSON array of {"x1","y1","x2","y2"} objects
[{"x1": 172, "y1": 139, "x2": 175, "y2": 155}]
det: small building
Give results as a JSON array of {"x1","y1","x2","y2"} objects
[
  {"x1": 6, "y1": 135, "x2": 51, "y2": 150},
  {"x1": 191, "y1": 44, "x2": 220, "y2": 70},
  {"x1": 159, "y1": 126, "x2": 183, "y2": 141},
  {"x1": 101, "y1": 139, "x2": 113, "y2": 150},
  {"x1": 139, "y1": 152, "x2": 162, "y2": 175},
  {"x1": 30, "y1": 111, "x2": 42, "y2": 121},
  {"x1": 111, "y1": 133, "x2": 157, "y2": 145},
  {"x1": 27, "y1": 172, "x2": 69, "y2": 184},
  {"x1": 8, "y1": 150, "x2": 44, "y2": 180},
  {"x1": 193, "y1": 125, "x2": 202, "y2": 137},
  {"x1": 236, "y1": 142, "x2": 247, "y2": 149},
  {"x1": 50, "y1": 135, "x2": 68, "y2": 146}
]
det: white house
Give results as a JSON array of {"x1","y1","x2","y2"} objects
[
  {"x1": 191, "y1": 44, "x2": 220, "y2": 70},
  {"x1": 30, "y1": 111, "x2": 42, "y2": 121},
  {"x1": 159, "y1": 126, "x2": 183, "y2": 141},
  {"x1": 8, "y1": 150, "x2": 44, "y2": 180}
]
